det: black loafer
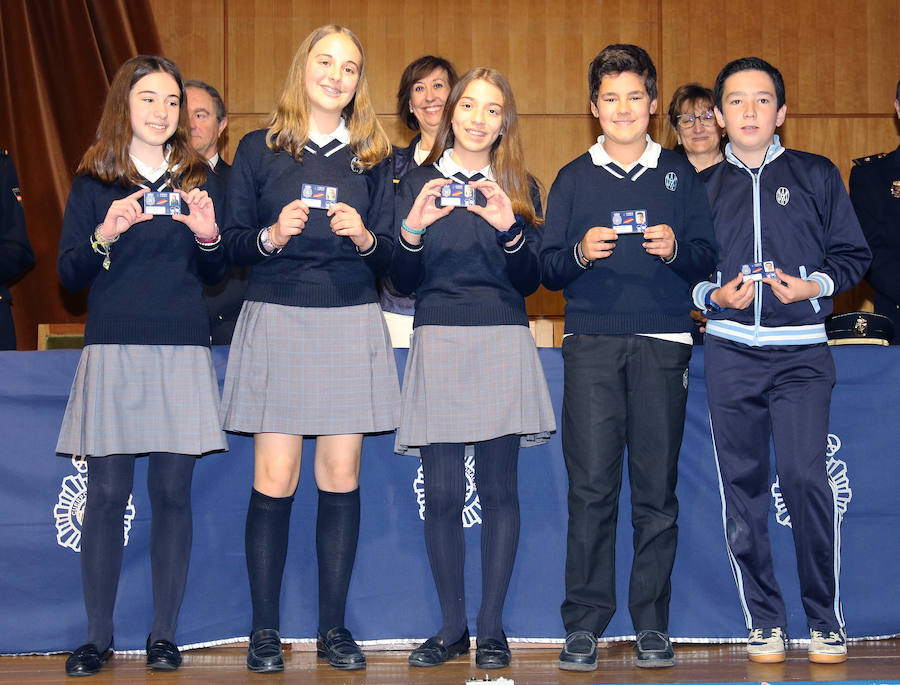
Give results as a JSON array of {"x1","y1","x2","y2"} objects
[
  {"x1": 146, "y1": 635, "x2": 182, "y2": 670},
  {"x1": 475, "y1": 634, "x2": 510, "y2": 669},
  {"x1": 316, "y1": 627, "x2": 366, "y2": 670},
  {"x1": 635, "y1": 629, "x2": 674, "y2": 668},
  {"x1": 65, "y1": 641, "x2": 113, "y2": 677},
  {"x1": 558, "y1": 630, "x2": 598, "y2": 671},
  {"x1": 247, "y1": 628, "x2": 284, "y2": 673},
  {"x1": 408, "y1": 629, "x2": 470, "y2": 667}
]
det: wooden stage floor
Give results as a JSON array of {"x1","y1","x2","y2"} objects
[{"x1": 2, "y1": 638, "x2": 898, "y2": 683}]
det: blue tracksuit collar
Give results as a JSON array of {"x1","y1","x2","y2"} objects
[{"x1": 724, "y1": 134, "x2": 785, "y2": 173}]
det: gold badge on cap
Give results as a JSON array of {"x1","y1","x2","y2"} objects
[
  {"x1": 854, "y1": 316, "x2": 868, "y2": 336},
  {"x1": 892, "y1": 180, "x2": 900, "y2": 199}
]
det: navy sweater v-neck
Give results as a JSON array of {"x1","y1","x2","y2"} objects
[{"x1": 223, "y1": 128, "x2": 394, "y2": 308}]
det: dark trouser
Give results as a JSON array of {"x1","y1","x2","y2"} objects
[
  {"x1": 81, "y1": 452, "x2": 196, "y2": 647},
  {"x1": 705, "y1": 336, "x2": 843, "y2": 633},
  {"x1": 560, "y1": 334, "x2": 690, "y2": 636}
]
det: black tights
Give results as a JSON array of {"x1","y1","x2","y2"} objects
[
  {"x1": 81, "y1": 453, "x2": 195, "y2": 648},
  {"x1": 420, "y1": 435, "x2": 520, "y2": 643}
]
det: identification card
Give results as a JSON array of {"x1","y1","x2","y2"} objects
[
  {"x1": 144, "y1": 191, "x2": 180, "y2": 215},
  {"x1": 741, "y1": 260, "x2": 777, "y2": 282},
  {"x1": 301, "y1": 183, "x2": 338, "y2": 209},
  {"x1": 610, "y1": 209, "x2": 647, "y2": 233},
  {"x1": 439, "y1": 183, "x2": 476, "y2": 207}
]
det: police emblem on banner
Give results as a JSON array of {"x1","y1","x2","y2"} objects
[
  {"x1": 414, "y1": 453, "x2": 483, "y2": 527},
  {"x1": 775, "y1": 187, "x2": 790, "y2": 206},
  {"x1": 54, "y1": 455, "x2": 136, "y2": 552},
  {"x1": 665, "y1": 172, "x2": 678, "y2": 192},
  {"x1": 772, "y1": 433, "x2": 852, "y2": 528}
]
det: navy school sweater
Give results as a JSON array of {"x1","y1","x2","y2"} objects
[
  {"x1": 540, "y1": 146, "x2": 718, "y2": 335},
  {"x1": 222, "y1": 128, "x2": 393, "y2": 308},
  {"x1": 391, "y1": 164, "x2": 542, "y2": 328},
  {"x1": 57, "y1": 172, "x2": 226, "y2": 346}
]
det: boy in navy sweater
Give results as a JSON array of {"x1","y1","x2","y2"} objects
[
  {"x1": 541, "y1": 44, "x2": 717, "y2": 671},
  {"x1": 692, "y1": 57, "x2": 870, "y2": 665}
]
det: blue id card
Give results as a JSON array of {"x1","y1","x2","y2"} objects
[
  {"x1": 439, "y1": 183, "x2": 476, "y2": 207},
  {"x1": 144, "y1": 192, "x2": 180, "y2": 215},
  {"x1": 741, "y1": 260, "x2": 777, "y2": 282},
  {"x1": 610, "y1": 209, "x2": 647, "y2": 233},
  {"x1": 301, "y1": 183, "x2": 338, "y2": 209}
]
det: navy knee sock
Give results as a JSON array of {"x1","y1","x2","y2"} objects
[
  {"x1": 316, "y1": 488, "x2": 360, "y2": 634},
  {"x1": 147, "y1": 452, "x2": 196, "y2": 644},
  {"x1": 81, "y1": 455, "x2": 136, "y2": 649},
  {"x1": 473, "y1": 435, "x2": 520, "y2": 643},
  {"x1": 420, "y1": 443, "x2": 468, "y2": 643},
  {"x1": 246, "y1": 488, "x2": 293, "y2": 633}
]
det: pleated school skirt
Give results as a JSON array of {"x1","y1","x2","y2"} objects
[
  {"x1": 395, "y1": 324, "x2": 556, "y2": 456},
  {"x1": 56, "y1": 344, "x2": 227, "y2": 458},
  {"x1": 221, "y1": 301, "x2": 400, "y2": 436}
]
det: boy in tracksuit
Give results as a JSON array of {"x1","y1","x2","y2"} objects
[
  {"x1": 693, "y1": 57, "x2": 871, "y2": 665},
  {"x1": 541, "y1": 44, "x2": 718, "y2": 671}
]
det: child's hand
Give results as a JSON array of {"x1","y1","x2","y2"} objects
[
  {"x1": 711, "y1": 272, "x2": 755, "y2": 310},
  {"x1": 270, "y1": 199, "x2": 310, "y2": 248},
  {"x1": 643, "y1": 223, "x2": 675, "y2": 260},
  {"x1": 581, "y1": 226, "x2": 618, "y2": 260},
  {"x1": 402, "y1": 178, "x2": 454, "y2": 244},
  {"x1": 762, "y1": 268, "x2": 822, "y2": 303},
  {"x1": 466, "y1": 180, "x2": 515, "y2": 231},
  {"x1": 328, "y1": 202, "x2": 373, "y2": 251},
  {"x1": 99, "y1": 188, "x2": 151, "y2": 239},
  {"x1": 174, "y1": 188, "x2": 217, "y2": 240}
]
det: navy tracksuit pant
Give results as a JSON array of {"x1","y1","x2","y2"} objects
[{"x1": 704, "y1": 335, "x2": 844, "y2": 633}]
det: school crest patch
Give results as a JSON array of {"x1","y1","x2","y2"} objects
[
  {"x1": 665, "y1": 172, "x2": 678, "y2": 191},
  {"x1": 775, "y1": 187, "x2": 790, "y2": 206}
]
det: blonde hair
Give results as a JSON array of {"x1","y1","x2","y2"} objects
[
  {"x1": 424, "y1": 68, "x2": 542, "y2": 226},
  {"x1": 266, "y1": 25, "x2": 391, "y2": 169}
]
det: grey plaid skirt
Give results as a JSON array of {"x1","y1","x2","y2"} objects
[
  {"x1": 395, "y1": 325, "x2": 556, "y2": 456},
  {"x1": 221, "y1": 301, "x2": 400, "y2": 436},
  {"x1": 56, "y1": 344, "x2": 227, "y2": 457}
]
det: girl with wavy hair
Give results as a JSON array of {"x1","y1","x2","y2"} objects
[
  {"x1": 57, "y1": 54, "x2": 226, "y2": 676},
  {"x1": 220, "y1": 24, "x2": 398, "y2": 673},
  {"x1": 391, "y1": 67, "x2": 555, "y2": 670}
]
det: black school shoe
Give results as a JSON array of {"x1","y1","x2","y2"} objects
[
  {"x1": 65, "y1": 641, "x2": 114, "y2": 677},
  {"x1": 146, "y1": 635, "x2": 182, "y2": 670},
  {"x1": 408, "y1": 628, "x2": 470, "y2": 667},
  {"x1": 247, "y1": 628, "x2": 284, "y2": 673},
  {"x1": 475, "y1": 633, "x2": 511, "y2": 669},
  {"x1": 558, "y1": 630, "x2": 598, "y2": 671},
  {"x1": 634, "y1": 629, "x2": 675, "y2": 668},
  {"x1": 316, "y1": 627, "x2": 366, "y2": 670}
]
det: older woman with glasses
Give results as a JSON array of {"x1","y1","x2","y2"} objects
[{"x1": 666, "y1": 83, "x2": 725, "y2": 172}]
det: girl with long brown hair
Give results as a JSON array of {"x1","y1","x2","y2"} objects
[
  {"x1": 57, "y1": 55, "x2": 226, "y2": 676},
  {"x1": 219, "y1": 25, "x2": 398, "y2": 673},
  {"x1": 391, "y1": 67, "x2": 555, "y2": 670}
]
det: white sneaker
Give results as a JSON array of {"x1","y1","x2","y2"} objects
[
  {"x1": 808, "y1": 629, "x2": 847, "y2": 664},
  {"x1": 747, "y1": 627, "x2": 786, "y2": 663}
]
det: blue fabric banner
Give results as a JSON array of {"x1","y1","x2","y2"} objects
[{"x1": 0, "y1": 346, "x2": 897, "y2": 653}]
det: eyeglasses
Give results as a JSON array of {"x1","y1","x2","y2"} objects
[{"x1": 676, "y1": 110, "x2": 716, "y2": 128}]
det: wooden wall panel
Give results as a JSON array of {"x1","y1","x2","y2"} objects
[
  {"x1": 660, "y1": 0, "x2": 900, "y2": 114},
  {"x1": 150, "y1": 0, "x2": 225, "y2": 88},
  {"x1": 149, "y1": 0, "x2": 899, "y2": 320}
]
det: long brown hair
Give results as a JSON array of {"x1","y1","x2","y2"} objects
[
  {"x1": 266, "y1": 25, "x2": 391, "y2": 169},
  {"x1": 77, "y1": 55, "x2": 207, "y2": 190},
  {"x1": 424, "y1": 68, "x2": 542, "y2": 226}
]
